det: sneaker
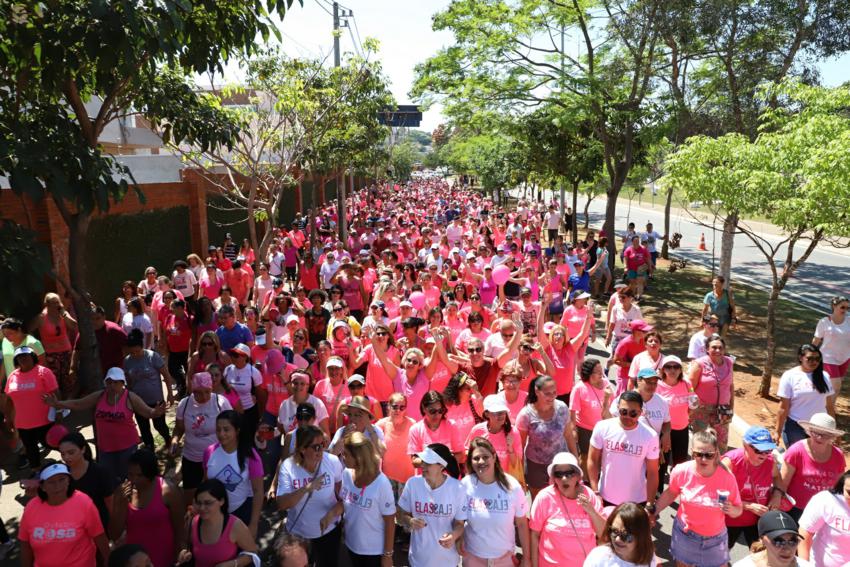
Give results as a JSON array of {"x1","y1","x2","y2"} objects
[{"x1": 0, "y1": 538, "x2": 15, "y2": 559}]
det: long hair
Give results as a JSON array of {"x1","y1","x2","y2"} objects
[
  {"x1": 216, "y1": 410, "x2": 251, "y2": 470},
  {"x1": 419, "y1": 390, "x2": 447, "y2": 420},
  {"x1": 600, "y1": 503, "x2": 655, "y2": 565},
  {"x1": 59, "y1": 431, "x2": 94, "y2": 462},
  {"x1": 442, "y1": 372, "x2": 470, "y2": 406},
  {"x1": 467, "y1": 437, "x2": 510, "y2": 492},
  {"x1": 195, "y1": 479, "x2": 230, "y2": 527},
  {"x1": 527, "y1": 375, "x2": 555, "y2": 404},
  {"x1": 428, "y1": 443, "x2": 460, "y2": 479},
  {"x1": 293, "y1": 425, "x2": 325, "y2": 468},
  {"x1": 798, "y1": 344, "x2": 829, "y2": 394},
  {"x1": 343, "y1": 431, "x2": 381, "y2": 481}
]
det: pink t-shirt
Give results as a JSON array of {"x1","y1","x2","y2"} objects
[
  {"x1": 363, "y1": 345, "x2": 399, "y2": 401},
  {"x1": 623, "y1": 246, "x2": 650, "y2": 271},
  {"x1": 655, "y1": 380, "x2": 691, "y2": 430},
  {"x1": 559, "y1": 305, "x2": 590, "y2": 341},
  {"x1": 498, "y1": 390, "x2": 528, "y2": 422},
  {"x1": 456, "y1": 328, "x2": 491, "y2": 353},
  {"x1": 669, "y1": 460, "x2": 742, "y2": 536},
  {"x1": 312, "y1": 378, "x2": 349, "y2": 429},
  {"x1": 783, "y1": 440, "x2": 846, "y2": 510},
  {"x1": 446, "y1": 400, "x2": 482, "y2": 444},
  {"x1": 546, "y1": 344, "x2": 576, "y2": 396},
  {"x1": 464, "y1": 423, "x2": 523, "y2": 470},
  {"x1": 376, "y1": 416, "x2": 416, "y2": 484},
  {"x1": 407, "y1": 419, "x2": 463, "y2": 456},
  {"x1": 723, "y1": 447, "x2": 775, "y2": 527},
  {"x1": 19, "y1": 491, "x2": 104, "y2": 567},
  {"x1": 569, "y1": 381, "x2": 608, "y2": 431},
  {"x1": 529, "y1": 484, "x2": 603, "y2": 566},
  {"x1": 5, "y1": 365, "x2": 58, "y2": 429},
  {"x1": 798, "y1": 490, "x2": 850, "y2": 567}
]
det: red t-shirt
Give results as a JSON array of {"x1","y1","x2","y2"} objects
[
  {"x1": 623, "y1": 246, "x2": 650, "y2": 271},
  {"x1": 163, "y1": 313, "x2": 192, "y2": 353},
  {"x1": 614, "y1": 336, "x2": 645, "y2": 380}
]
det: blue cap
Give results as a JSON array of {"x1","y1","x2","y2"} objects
[
  {"x1": 743, "y1": 426, "x2": 777, "y2": 451},
  {"x1": 637, "y1": 367, "x2": 660, "y2": 380}
]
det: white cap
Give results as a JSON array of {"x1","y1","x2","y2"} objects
[
  {"x1": 483, "y1": 395, "x2": 509, "y2": 414},
  {"x1": 399, "y1": 300, "x2": 413, "y2": 308},
  {"x1": 230, "y1": 343, "x2": 251, "y2": 358},
  {"x1": 326, "y1": 356, "x2": 344, "y2": 368},
  {"x1": 574, "y1": 291, "x2": 592, "y2": 300},
  {"x1": 104, "y1": 367, "x2": 126, "y2": 384},
  {"x1": 416, "y1": 447, "x2": 448, "y2": 467},
  {"x1": 39, "y1": 463, "x2": 71, "y2": 481},
  {"x1": 285, "y1": 314, "x2": 300, "y2": 325},
  {"x1": 547, "y1": 452, "x2": 582, "y2": 478}
]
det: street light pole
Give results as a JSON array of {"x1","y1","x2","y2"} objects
[{"x1": 332, "y1": 2, "x2": 348, "y2": 243}]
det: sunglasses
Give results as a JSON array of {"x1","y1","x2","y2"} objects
[
  {"x1": 618, "y1": 409, "x2": 640, "y2": 418},
  {"x1": 693, "y1": 451, "x2": 716, "y2": 460},
  {"x1": 662, "y1": 365, "x2": 681, "y2": 371},
  {"x1": 201, "y1": 341, "x2": 214, "y2": 347},
  {"x1": 552, "y1": 469, "x2": 579, "y2": 479},
  {"x1": 333, "y1": 307, "x2": 344, "y2": 311},
  {"x1": 426, "y1": 408, "x2": 446, "y2": 416},
  {"x1": 374, "y1": 331, "x2": 388, "y2": 337},
  {"x1": 467, "y1": 347, "x2": 483, "y2": 353},
  {"x1": 291, "y1": 381, "x2": 309, "y2": 388},
  {"x1": 640, "y1": 378, "x2": 659, "y2": 385},
  {"x1": 405, "y1": 358, "x2": 421, "y2": 365},
  {"x1": 770, "y1": 536, "x2": 800, "y2": 549},
  {"x1": 390, "y1": 404, "x2": 407, "y2": 411},
  {"x1": 752, "y1": 447, "x2": 772, "y2": 455},
  {"x1": 803, "y1": 355, "x2": 821, "y2": 362},
  {"x1": 307, "y1": 443, "x2": 324, "y2": 452},
  {"x1": 501, "y1": 333, "x2": 515, "y2": 339},
  {"x1": 706, "y1": 322, "x2": 720, "y2": 327},
  {"x1": 609, "y1": 528, "x2": 634, "y2": 544}
]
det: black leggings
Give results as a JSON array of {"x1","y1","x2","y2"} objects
[
  {"x1": 727, "y1": 524, "x2": 759, "y2": 549},
  {"x1": 310, "y1": 523, "x2": 342, "y2": 567},
  {"x1": 348, "y1": 549, "x2": 382, "y2": 567},
  {"x1": 661, "y1": 427, "x2": 690, "y2": 490},
  {"x1": 19, "y1": 423, "x2": 51, "y2": 467},
  {"x1": 168, "y1": 351, "x2": 189, "y2": 397},
  {"x1": 135, "y1": 412, "x2": 170, "y2": 449}
]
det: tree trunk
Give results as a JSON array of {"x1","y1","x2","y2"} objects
[
  {"x1": 246, "y1": 176, "x2": 260, "y2": 255},
  {"x1": 661, "y1": 185, "x2": 673, "y2": 259},
  {"x1": 603, "y1": 189, "x2": 620, "y2": 270},
  {"x1": 719, "y1": 212, "x2": 737, "y2": 281},
  {"x1": 759, "y1": 285, "x2": 781, "y2": 397},
  {"x1": 583, "y1": 192, "x2": 594, "y2": 229},
  {"x1": 67, "y1": 211, "x2": 102, "y2": 394},
  {"x1": 337, "y1": 170, "x2": 347, "y2": 243},
  {"x1": 571, "y1": 179, "x2": 579, "y2": 243}
]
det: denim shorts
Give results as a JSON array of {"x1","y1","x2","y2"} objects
[{"x1": 670, "y1": 517, "x2": 730, "y2": 567}]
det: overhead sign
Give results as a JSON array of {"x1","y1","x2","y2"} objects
[{"x1": 378, "y1": 105, "x2": 422, "y2": 127}]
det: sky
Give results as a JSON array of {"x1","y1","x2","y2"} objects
[{"x1": 256, "y1": 0, "x2": 850, "y2": 134}]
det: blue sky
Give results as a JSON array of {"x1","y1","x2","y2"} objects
[{"x1": 263, "y1": 0, "x2": 850, "y2": 133}]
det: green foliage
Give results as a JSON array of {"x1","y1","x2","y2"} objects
[
  {"x1": 663, "y1": 82, "x2": 850, "y2": 238},
  {"x1": 0, "y1": 220, "x2": 52, "y2": 317},
  {"x1": 389, "y1": 141, "x2": 424, "y2": 182}
]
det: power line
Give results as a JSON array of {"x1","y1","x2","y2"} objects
[{"x1": 313, "y1": 0, "x2": 333, "y2": 17}]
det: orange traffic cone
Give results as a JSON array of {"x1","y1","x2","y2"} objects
[{"x1": 698, "y1": 233, "x2": 707, "y2": 251}]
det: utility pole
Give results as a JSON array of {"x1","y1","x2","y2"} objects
[
  {"x1": 332, "y1": 1, "x2": 351, "y2": 244},
  {"x1": 559, "y1": 23, "x2": 566, "y2": 226}
]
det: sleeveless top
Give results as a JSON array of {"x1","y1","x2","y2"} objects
[
  {"x1": 479, "y1": 276, "x2": 497, "y2": 306},
  {"x1": 695, "y1": 355, "x2": 734, "y2": 406},
  {"x1": 39, "y1": 310, "x2": 72, "y2": 353},
  {"x1": 126, "y1": 477, "x2": 175, "y2": 567},
  {"x1": 95, "y1": 388, "x2": 140, "y2": 452},
  {"x1": 191, "y1": 514, "x2": 238, "y2": 567}
]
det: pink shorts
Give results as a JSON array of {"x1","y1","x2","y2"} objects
[{"x1": 824, "y1": 360, "x2": 850, "y2": 381}]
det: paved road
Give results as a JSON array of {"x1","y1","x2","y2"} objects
[{"x1": 529, "y1": 190, "x2": 850, "y2": 315}]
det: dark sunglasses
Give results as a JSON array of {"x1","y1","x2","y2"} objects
[
  {"x1": 609, "y1": 528, "x2": 634, "y2": 544},
  {"x1": 618, "y1": 409, "x2": 640, "y2": 418},
  {"x1": 389, "y1": 404, "x2": 407, "y2": 411},
  {"x1": 752, "y1": 447, "x2": 772, "y2": 455},
  {"x1": 426, "y1": 408, "x2": 446, "y2": 416},
  {"x1": 467, "y1": 347, "x2": 483, "y2": 353},
  {"x1": 333, "y1": 307, "x2": 344, "y2": 311},
  {"x1": 201, "y1": 341, "x2": 214, "y2": 347},
  {"x1": 374, "y1": 331, "x2": 388, "y2": 337},
  {"x1": 693, "y1": 451, "x2": 716, "y2": 460},
  {"x1": 770, "y1": 536, "x2": 800, "y2": 549},
  {"x1": 552, "y1": 469, "x2": 579, "y2": 479}
]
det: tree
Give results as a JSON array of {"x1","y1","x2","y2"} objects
[
  {"x1": 0, "y1": 0, "x2": 297, "y2": 392},
  {"x1": 663, "y1": 81, "x2": 850, "y2": 396},
  {"x1": 389, "y1": 140, "x2": 424, "y2": 182},
  {"x1": 0, "y1": 220, "x2": 52, "y2": 316}
]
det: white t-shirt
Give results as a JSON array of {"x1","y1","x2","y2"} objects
[
  {"x1": 589, "y1": 418, "x2": 660, "y2": 505},
  {"x1": 814, "y1": 316, "x2": 850, "y2": 365},
  {"x1": 176, "y1": 394, "x2": 232, "y2": 461},
  {"x1": 460, "y1": 474, "x2": 527, "y2": 559},
  {"x1": 688, "y1": 331, "x2": 710, "y2": 359},
  {"x1": 628, "y1": 351, "x2": 664, "y2": 380},
  {"x1": 329, "y1": 425, "x2": 384, "y2": 454},
  {"x1": 276, "y1": 452, "x2": 344, "y2": 539},
  {"x1": 319, "y1": 261, "x2": 341, "y2": 288},
  {"x1": 642, "y1": 230, "x2": 662, "y2": 254},
  {"x1": 582, "y1": 545, "x2": 657, "y2": 567},
  {"x1": 121, "y1": 312, "x2": 153, "y2": 336},
  {"x1": 610, "y1": 304, "x2": 642, "y2": 340},
  {"x1": 484, "y1": 333, "x2": 508, "y2": 359},
  {"x1": 798, "y1": 490, "x2": 850, "y2": 567},
  {"x1": 398, "y1": 475, "x2": 468, "y2": 567},
  {"x1": 544, "y1": 211, "x2": 561, "y2": 230},
  {"x1": 609, "y1": 393, "x2": 670, "y2": 434},
  {"x1": 776, "y1": 368, "x2": 834, "y2": 422},
  {"x1": 339, "y1": 469, "x2": 396, "y2": 555},
  {"x1": 277, "y1": 395, "x2": 329, "y2": 432},
  {"x1": 223, "y1": 364, "x2": 263, "y2": 410},
  {"x1": 202, "y1": 443, "x2": 263, "y2": 512},
  {"x1": 171, "y1": 269, "x2": 198, "y2": 297},
  {"x1": 732, "y1": 556, "x2": 811, "y2": 567}
]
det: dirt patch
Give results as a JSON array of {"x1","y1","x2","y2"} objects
[{"x1": 638, "y1": 258, "x2": 850, "y2": 455}]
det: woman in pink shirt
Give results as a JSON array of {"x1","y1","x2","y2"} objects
[
  {"x1": 687, "y1": 334, "x2": 735, "y2": 452},
  {"x1": 464, "y1": 395, "x2": 523, "y2": 473},
  {"x1": 538, "y1": 299, "x2": 590, "y2": 402},
  {"x1": 569, "y1": 359, "x2": 614, "y2": 477},
  {"x1": 654, "y1": 429, "x2": 743, "y2": 567},
  {"x1": 35, "y1": 292, "x2": 77, "y2": 399},
  {"x1": 349, "y1": 324, "x2": 399, "y2": 410},
  {"x1": 375, "y1": 392, "x2": 416, "y2": 496},
  {"x1": 529, "y1": 452, "x2": 605, "y2": 567},
  {"x1": 656, "y1": 354, "x2": 692, "y2": 486},
  {"x1": 407, "y1": 390, "x2": 465, "y2": 468},
  {"x1": 4, "y1": 347, "x2": 59, "y2": 468},
  {"x1": 442, "y1": 371, "x2": 484, "y2": 447}
]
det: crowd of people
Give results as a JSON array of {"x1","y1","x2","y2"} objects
[{"x1": 0, "y1": 179, "x2": 848, "y2": 567}]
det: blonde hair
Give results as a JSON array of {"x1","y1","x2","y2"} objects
[
  {"x1": 343, "y1": 431, "x2": 380, "y2": 480},
  {"x1": 43, "y1": 292, "x2": 64, "y2": 309},
  {"x1": 403, "y1": 348, "x2": 425, "y2": 364},
  {"x1": 548, "y1": 324, "x2": 568, "y2": 346}
]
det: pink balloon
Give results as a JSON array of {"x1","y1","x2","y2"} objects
[
  {"x1": 46, "y1": 424, "x2": 70, "y2": 448},
  {"x1": 409, "y1": 291, "x2": 426, "y2": 310},
  {"x1": 492, "y1": 264, "x2": 511, "y2": 286}
]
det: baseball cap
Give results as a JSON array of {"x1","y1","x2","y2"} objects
[
  {"x1": 483, "y1": 395, "x2": 509, "y2": 414},
  {"x1": 637, "y1": 367, "x2": 660, "y2": 380},
  {"x1": 326, "y1": 356, "x2": 344, "y2": 369},
  {"x1": 547, "y1": 452, "x2": 582, "y2": 478},
  {"x1": 399, "y1": 300, "x2": 413, "y2": 308},
  {"x1": 573, "y1": 291, "x2": 591, "y2": 300},
  {"x1": 347, "y1": 374, "x2": 366, "y2": 386},
  {"x1": 285, "y1": 314, "x2": 300, "y2": 325},
  {"x1": 629, "y1": 319, "x2": 654, "y2": 332},
  {"x1": 743, "y1": 426, "x2": 778, "y2": 452},
  {"x1": 757, "y1": 511, "x2": 798, "y2": 538},
  {"x1": 230, "y1": 343, "x2": 251, "y2": 358},
  {"x1": 416, "y1": 447, "x2": 448, "y2": 467},
  {"x1": 614, "y1": 283, "x2": 628, "y2": 290},
  {"x1": 39, "y1": 463, "x2": 71, "y2": 481},
  {"x1": 296, "y1": 403, "x2": 317, "y2": 421},
  {"x1": 661, "y1": 355, "x2": 683, "y2": 368},
  {"x1": 104, "y1": 367, "x2": 127, "y2": 383}
]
